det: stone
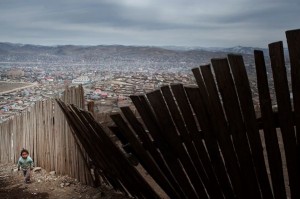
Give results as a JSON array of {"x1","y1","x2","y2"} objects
[
  {"x1": 13, "y1": 168, "x2": 18, "y2": 172},
  {"x1": 33, "y1": 167, "x2": 42, "y2": 172},
  {"x1": 49, "y1": 171, "x2": 56, "y2": 175},
  {"x1": 60, "y1": 183, "x2": 65, "y2": 188},
  {"x1": 65, "y1": 182, "x2": 70, "y2": 186}
]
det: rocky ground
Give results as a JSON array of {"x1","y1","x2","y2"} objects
[{"x1": 0, "y1": 163, "x2": 128, "y2": 199}]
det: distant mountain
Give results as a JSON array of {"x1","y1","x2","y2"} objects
[
  {"x1": 217, "y1": 46, "x2": 267, "y2": 55},
  {"x1": 2, "y1": 42, "x2": 276, "y2": 74},
  {"x1": 161, "y1": 45, "x2": 270, "y2": 55},
  {"x1": 2, "y1": 42, "x2": 279, "y2": 75},
  {"x1": 0, "y1": 42, "x2": 254, "y2": 63},
  {"x1": 162, "y1": 45, "x2": 290, "y2": 57},
  {"x1": 0, "y1": 42, "x2": 261, "y2": 56}
]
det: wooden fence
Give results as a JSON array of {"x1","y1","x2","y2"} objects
[
  {"x1": 57, "y1": 28, "x2": 300, "y2": 199},
  {"x1": 0, "y1": 85, "x2": 93, "y2": 185}
]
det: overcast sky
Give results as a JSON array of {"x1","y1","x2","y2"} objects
[{"x1": 0, "y1": 0, "x2": 299, "y2": 47}]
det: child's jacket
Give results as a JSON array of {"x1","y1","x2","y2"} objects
[{"x1": 17, "y1": 156, "x2": 33, "y2": 170}]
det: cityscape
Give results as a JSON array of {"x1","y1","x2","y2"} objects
[{"x1": 0, "y1": 43, "x2": 266, "y2": 123}]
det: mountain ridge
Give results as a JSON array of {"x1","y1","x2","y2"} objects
[{"x1": 0, "y1": 42, "x2": 268, "y2": 55}]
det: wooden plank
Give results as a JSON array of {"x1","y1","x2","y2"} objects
[
  {"x1": 228, "y1": 54, "x2": 273, "y2": 199},
  {"x1": 269, "y1": 41, "x2": 299, "y2": 199},
  {"x1": 130, "y1": 95, "x2": 200, "y2": 198},
  {"x1": 194, "y1": 65, "x2": 244, "y2": 199},
  {"x1": 286, "y1": 30, "x2": 300, "y2": 199},
  {"x1": 110, "y1": 113, "x2": 181, "y2": 199},
  {"x1": 286, "y1": 29, "x2": 300, "y2": 151},
  {"x1": 211, "y1": 58, "x2": 262, "y2": 199},
  {"x1": 62, "y1": 107, "x2": 118, "y2": 187},
  {"x1": 74, "y1": 114, "x2": 147, "y2": 197},
  {"x1": 254, "y1": 50, "x2": 286, "y2": 199},
  {"x1": 184, "y1": 86, "x2": 236, "y2": 199},
  {"x1": 59, "y1": 101, "x2": 158, "y2": 198},
  {"x1": 161, "y1": 85, "x2": 224, "y2": 199},
  {"x1": 81, "y1": 111, "x2": 161, "y2": 198},
  {"x1": 168, "y1": 84, "x2": 227, "y2": 199},
  {"x1": 120, "y1": 106, "x2": 185, "y2": 198},
  {"x1": 257, "y1": 111, "x2": 295, "y2": 129},
  {"x1": 146, "y1": 90, "x2": 209, "y2": 198},
  {"x1": 159, "y1": 86, "x2": 205, "y2": 171}
]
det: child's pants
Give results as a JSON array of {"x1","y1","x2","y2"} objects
[{"x1": 22, "y1": 169, "x2": 31, "y2": 182}]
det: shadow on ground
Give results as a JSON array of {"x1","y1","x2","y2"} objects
[{"x1": 0, "y1": 172, "x2": 49, "y2": 199}]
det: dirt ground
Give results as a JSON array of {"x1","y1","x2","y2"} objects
[{"x1": 0, "y1": 163, "x2": 128, "y2": 199}]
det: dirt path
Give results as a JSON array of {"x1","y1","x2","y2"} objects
[{"x1": 0, "y1": 163, "x2": 127, "y2": 199}]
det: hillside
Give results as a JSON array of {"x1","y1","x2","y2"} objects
[{"x1": 0, "y1": 42, "x2": 255, "y2": 65}]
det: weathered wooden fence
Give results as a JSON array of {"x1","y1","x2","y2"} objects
[
  {"x1": 0, "y1": 85, "x2": 93, "y2": 185},
  {"x1": 57, "y1": 28, "x2": 300, "y2": 199}
]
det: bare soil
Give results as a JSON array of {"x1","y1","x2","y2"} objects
[
  {"x1": 0, "y1": 82, "x2": 33, "y2": 94},
  {"x1": 0, "y1": 163, "x2": 127, "y2": 199}
]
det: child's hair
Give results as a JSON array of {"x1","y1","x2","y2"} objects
[{"x1": 20, "y1": 149, "x2": 29, "y2": 156}]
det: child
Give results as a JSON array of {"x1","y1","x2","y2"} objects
[{"x1": 17, "y1": 149, "x2": 34, "y2": 183}]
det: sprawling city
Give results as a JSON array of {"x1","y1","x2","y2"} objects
[{"x1": 0, "y1": 43, "x2": 265, "y2": 123}]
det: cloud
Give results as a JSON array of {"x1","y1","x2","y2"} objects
[{"x1": 0, "y1": 0, "x2": 299, "y2": 47}]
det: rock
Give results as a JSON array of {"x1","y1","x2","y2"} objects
[
  {"x1": 65, "y1": 182, "x2": 70, "y2": 186},
  {"x1": 33, "y1": 167, "x2": 42, "y2": 172},
  {"x1": 60, "y1": 183, "x2": 65, "y2": 188},
  {"x1": 49, "y1": 171, "x2": 56, "y2": 175},
  {"x1": 37, "y1": 179, "x2": 41, "y2": 183},
  {"x1": 13, "y1": 168, "x2": 18, "y2": 172}
]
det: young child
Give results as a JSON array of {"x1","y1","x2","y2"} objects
[{"x1": 17, "y1": 149, "x2": 34, "y2": 183}]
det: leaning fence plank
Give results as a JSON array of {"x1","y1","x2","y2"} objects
[
  {"x1": 120, "y1": 106, "x2": 185, "y2": 198},
  {"x1": 286, "y1": 29, "x2": 300, "y2": 146},
  {"x1": 60, "y1": 101, "x2": 158, "y2": 198},
  {"x1": 212, "y1": 58, "x2": 262, "y2": 199},
  {"x1": 81, "y1": 110, "x2": 160, "y2": 198},
  {"x1": 161, "y1": 85, "x2": 225, "y2": 198},
  {"x1": 169, "y1": 84, "x2": 226, "y2": 199},
  {"x1": 146, "y1": 90, "x2": 208, "y2": 198},
  {"x1": 184, "y1": 86, "x2": 235, "y2": 199},
  {"x1": 130, "y1": 95, "x2": 199, "y2": 198},
  {"x1": 110, "y1": 113, "x2": 181, "y2": 199},
  {"x1": 228, "y1": 54, "x2": 273, "y2": 199},
  {"x1": 63, "y1": 108, "x2": 120, "y2": 190},
  {"x1": 269, "y1": 41, "x2": 299, "y2": 199},
  {"x1": 286, "y1": 30, "x2": 300, "y2": 199},
  {"x1": 254, "y1": 50, "x2": 286, "y2": 199},
  {"x1": 68, "y1": 107, "x2": 141, "y2": 197},
  {"x1": 194, "y1": 65, "x2": 244, "y2": 199}
]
